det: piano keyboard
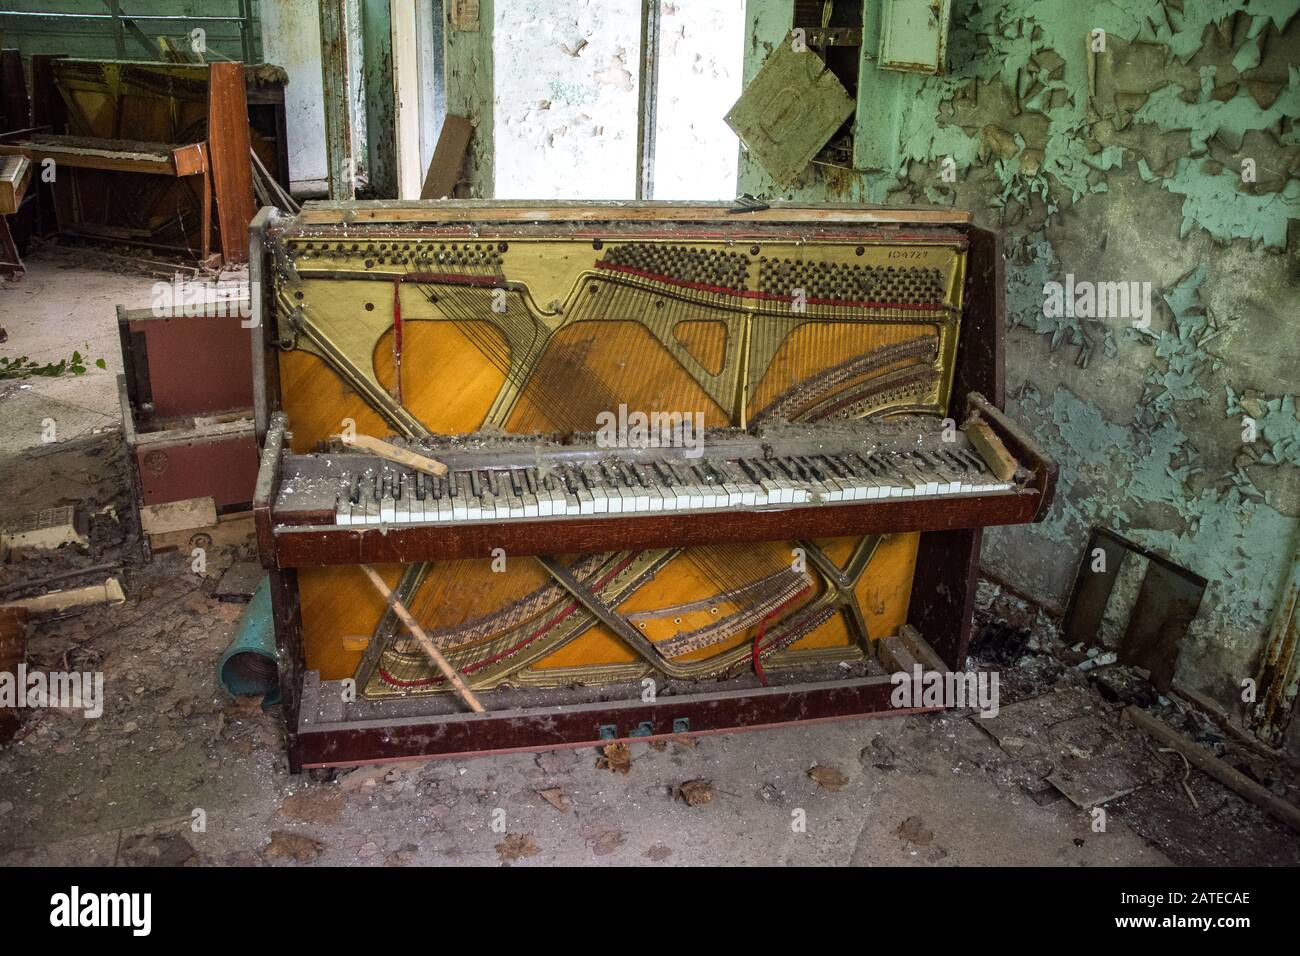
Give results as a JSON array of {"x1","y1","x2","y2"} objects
[{"x1": 274, "y1": 424, "x2": 1017, "y2": 528}]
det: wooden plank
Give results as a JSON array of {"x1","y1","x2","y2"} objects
[
  {"x1": 139, "y1": 496, "x2": 218, "y2": 536},
  {"x1": 148, "y1": 511, "x2": 254, "y2": 553},
  {"x1": 172, "y1": 142, "x2": 208, "y2": 177},
  {"x1": 1125, "y1": 706, "x2": 1300, "y2": 835},
  {"x1": 295, "y1": 199, "x2": 974, "y2": 226},
  {"x1": 391, "y1": 0, "x2": 423, "y2": 199},
  {"x1": 0, "y1": 155, "x2": 30, "y2": 215},
  {"x1": 338, "y1": 432, "x2": 448, "y2": 476},
  {"x1": 419, "y1": 115, "x2": 474, "y2": 200},
  {"x1": 0, "y1": 141, "x2": 159, "y2": 175},
  {"x1": 206, "y1": 62, "x2": 256, "y2": 263},
  {"x1": 965, "y1": 418, "x2": 1017, "y2": 481}
]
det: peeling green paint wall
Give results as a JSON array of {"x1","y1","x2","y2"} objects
[
  {"x1": 740, "y1": 0, "x2": 1300, "y2": 737},
  {"x1": 445, "y1": 0, "x2": 495, "y2": 196}
]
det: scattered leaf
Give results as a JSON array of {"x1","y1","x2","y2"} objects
[
  {"x1": 536, "y1": 787, "x2": 572, "y2": 813},
  {"x1": 264, "y1": 830, "x2": 325, "y2": 863},
  {"x1": 644, "y1": 843, "x2": 673, "y2": 861},
  {"x1": 807, "y1": 764, "x2": 849, "y2": 791},
  {"x1": 495, "y1": 833, "x2": 541, "y2": 863},
  {"x1": 895, "y1": 815, "x2": 934, "y2": 847},
  {"x1": 278, "y1": 788, "x2": 344, "y2": 825},
  {"x1": 595, "y1": 741, "x2": 632, "y2": 774},
  {"x1": 676, "y1": 778, "x2": 714, "y2": 806},
  {"x1": 591, "y1": 829, "x2": 625, "y2": 856}
]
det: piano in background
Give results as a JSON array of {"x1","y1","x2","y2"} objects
[{"x1": 249, "y1": 201, "x2": 1056, "y2": 771}]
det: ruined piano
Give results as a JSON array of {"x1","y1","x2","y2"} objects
[{"x1": 249, "y1": 201, "x2": 1056, "y2": 770}]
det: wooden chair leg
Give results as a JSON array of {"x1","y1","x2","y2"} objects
[{"x1": 0, "y1": 216, "x2": 25, "y2": 278}]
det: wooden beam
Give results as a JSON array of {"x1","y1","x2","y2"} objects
[
  {"x1": 207, "y1": 62, "x2": 256, "y2": 263},
  {"x1": 634, "y1": 0, "x2": 661, "y2": 199},
  {"x1": 391, "y1": 0, "x2": 423, "y2": 199},
  {"x1": 319, "y1": 0, "x2": 357, "y2": 200},
  {"x1": 1125, "y1": 706, "x2": 1300, "y2": 835}
]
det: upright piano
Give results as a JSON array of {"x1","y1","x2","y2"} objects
[{"x1": 249, "y1": 201, "x2": 1056, "y2": 771}]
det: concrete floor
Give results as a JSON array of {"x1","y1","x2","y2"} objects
[
  {"x1": 2, "y1": 252, "x2": 1299, "y2": 867},
  {"x1": 0, "y1": 253, "x2": 145, "y2": 457}
]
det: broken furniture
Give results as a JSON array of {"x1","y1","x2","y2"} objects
[
  {"x1": 0, "y1": 58, "x2": 287, "y2": 267},
  {"x1": 725, "y1": 41, "x2": 855, "y2": 187},
  {"x1": 249, "y1": 200, "x2": 1057, "y2": 771},
  {"x1": 0, "y1": 48, "x2": 35, "y2": 277},
  {"x1": 1063, "y1": 527, "x2": 1207, "y2": 692},
  {"x1": 0, "y1": 153, "x2": 30, "y2": 276},
  {"x1": 117, "y1": 303, "x2": 258, "y2": 557}
]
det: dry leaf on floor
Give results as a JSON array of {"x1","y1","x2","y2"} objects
[
  {"x1": 807, "y1": 764, "x2": 849, "y2": 791},
  {"x1": 676, "y1": 778, "x2": 714, "y2": 806},
  {"x1": 595, "y1": 742, "x2": 632, "y2": 774},
  {"x1": 645, "y1": 843, "x2": 673, "y2": 861},
  {"x1": 591, "y1": 829, "x2": 625, "y2": 856},
  {"x1": 495, "y1": 833, "x2": 541, "y2": 863},
  {"x1": 278, "y1": 788, "x2": 344, "y2": 825},
  {"x1": 264, "y1": 830, "x2": 325, "y2": 863},
  {"x1": 536, "y1": 787, "x2": 573, "y2": 813},
  {"x1": 895, "y1": 815, "x2": 934, "y2": 847}
]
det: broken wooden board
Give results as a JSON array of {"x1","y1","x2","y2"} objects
[
  {"x1": 965, "y1": 419, "x2": 1017, "y2": 481},
  {"x1": 977, "y1": 688, "x2": 1158, "y2": 809},
  {"x1": 139, "y1": 496, "x2": 218, "y2": 536},
  {"x1": 0, "y1": 154, "x2": 30, "y2": 215},
  {"x1": 147, "y1": 510, "x2": 255, "y2": 554},
  {"x1": 420, "y1": 115, "x2": 474, "y2": 200},
  {"x1": 725, "y1": 43, "x2": 854, "y2": 187}
]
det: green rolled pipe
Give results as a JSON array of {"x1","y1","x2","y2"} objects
[{"x1": 218, "y1": 576, "x2": 280, "y2": 705}]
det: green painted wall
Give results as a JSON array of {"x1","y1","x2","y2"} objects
[
  {"x1": 740, "y1": 0, "x2": 1300, "y2": 742},
  {"x1": 444, "y1": 0, "x2": 493, "y2": 196},
  {"x1": 0, "y1": 1, "x2": 260, "y2": 62}
]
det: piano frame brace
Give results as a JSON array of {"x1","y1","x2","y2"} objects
[{"x1": 248, "y1": 210, "x2": 1056, "y2": 771}]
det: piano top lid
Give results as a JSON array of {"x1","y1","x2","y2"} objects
[{"x1": 282, "y1": 199, "x2": 975, "y2": 230}]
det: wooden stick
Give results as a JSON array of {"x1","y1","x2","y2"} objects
[
  {"x1": 964, "y1": 417, "x2": 1018, "y2": 482},
  {"x1": 359, "y1": 565, "x2": 484, "y2": 713},
  {"x1": 1124, "y1": 705, "x2": 1300, "y2": 835},
  {"x1": 336, "y1": 432, "x2": 448, "y2": 477}
]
